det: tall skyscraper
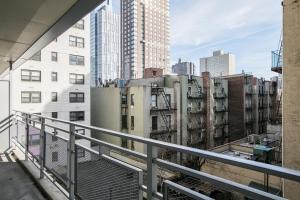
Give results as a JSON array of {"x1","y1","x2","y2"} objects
[
  {"x1": 121, "y1": 0, "x2": 170, "y2": 80},
  {"x1": 91, "y1": 1, "x2": 120, "y2": 87},
  {"x1": 200, "y1": 50, "x2": 236, "y2": 77}
]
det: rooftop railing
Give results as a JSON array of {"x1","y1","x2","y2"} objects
[{"x1": 8, "y1": 110, "x2": 300, "y2": 200}]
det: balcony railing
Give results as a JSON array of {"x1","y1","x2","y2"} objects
[
  {"x1": 213, "y1": 106, "x2": 227, "y2": 113},
  {"x1": 7, "y1": 111, "x2": 300, "y2": 200},
  {"x1": 187, "y1": 92, "x2": 203, "y2": 99},
  {"x1": 271, "y1": 49, "x2": 283, "y2": 73},
  {"x1": 213, "y1": 92, "x2": 227, "y2": 99},
  {"x1": 150, "y1": 103, "x2": 177, "y2": 112}
]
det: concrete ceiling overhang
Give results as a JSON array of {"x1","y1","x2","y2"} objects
[{"x1": 0, "y1": 0, "x2": 104, "y2": 75}]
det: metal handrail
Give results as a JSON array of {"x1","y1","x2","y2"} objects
[
  {"x1": 12, "y1": 110, "x2": 300, "y2": 183},
  {"x1": 11, "y1": 110, "x2": 300, "y2": 200}
]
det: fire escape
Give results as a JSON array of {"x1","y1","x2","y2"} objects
[
  {"x1": 213, "y1": 78, "x2": 229, "y2": 142},
  {"x1": 150, "y1": 83, "x2": 176, "y2": 143},
  {"x1": 187, "y1": 78, "x2": 205, "y2": 148}
]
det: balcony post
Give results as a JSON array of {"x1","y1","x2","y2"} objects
[
  {"x1": 162, "y1": 182, "x2": 168, "y2": 200},
  {"x1": 147, "y1": 144, "x2": 158, "y2": 199},
  {"x1": 68, "y1": 124, "x2": 76, "y2": 200},
  {"x1": 39, "y1": 117, "x2": 45, "y2": 179},
  {"x1": 25, "y1": 114, "x2": 29, "y2": 161}
]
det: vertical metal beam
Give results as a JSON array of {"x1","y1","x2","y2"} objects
[
  {"x1": 162, "y1": 182, "x2": 168, "y2": 200},
  {"x1": 25, "y1": 114, "x2": 29, "y2": 160},
  {"x1": 147, "y1": 144, "x2": 157, "y2": 199},
  {"x1": 39, "y1": 118, "x2": 45, "y2": 178},
  {"x1": 68, "y1": 124, "x2": 76, "y2": 200}
]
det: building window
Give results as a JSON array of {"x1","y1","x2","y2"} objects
[
  {"x1": 69, "y1": 54, "x2": 85, "y2": 65},
  {"x1": 122, "y1": 115, "x2": 128, "y2": 129},
  {"x1": 121, "y1": 94, "x2": 127, "y2": 105},
  {"x1": 131, "y1": 94, "x2": 134, "y2": 105},
  {"x1": 21, "y1": 70, "x2": 41, "y2": 82},
  {"x1": 188, "y1": 87, "x2": 191, "y2": 95},
  {"x1": 152, "y1": 116, "x2": 158, "y2": 131},
  {"x1": 51, "y1": 52, "x2": 58, "y2": 62},
  {"x1": 75, "y1": 129, "x2": 85, "y2": 135},
  {"x1": 52, "y1": 152, "x2": 58, "y2": 162},
  {"x1": 69, "y1": 92, "x2": 84, "y2": 103},
  {"x1": 51, "y1": 72, "x2": 58, "y2": 82},
  {"x1": 69, "y1": 36, "x2": 84, "y2": 48},
  {"x1": 52, "y1": 112, "x2": 58, "y2": 119},
  {"x1": 51, "y1": 92, "x2": 57, "y2": 102},
  {"x1": 69, "y1": 73, "x2": 84, "y2": 84},
  {"x1": 30, "y1": 51, "x2": 41, "y2": 61},
  {"x1": 70, "y1": 111, "x2": 85, "y2": 121},
  {"x1": 151, "y1": 95, "x2": 157, "y2": 107},
  {"x1": 73, "y1": 19, "x2": 84, "y2": 30},
  {"x1": 21, "y1": 91, "x2": 41, "y2": 103},
  {"x1": 77, "y1": 148, "x2": 85, "y2": 158},
  {"x1": 131, "y1": 116, "x2": 134, "y2": 130}
]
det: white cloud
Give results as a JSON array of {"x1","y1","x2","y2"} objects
[{"x1": 170, "y1": 0, "x2": 282, "y2": 47}]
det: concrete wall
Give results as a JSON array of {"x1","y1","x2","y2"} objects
[
  {"x1": 0, "y1": 81, "x2": 9, "y2": 153},
  {"x1": 91, "y1": 87, "x2": 122, "y2": 146},
  {"x1": 282, "y1": 0, "x2": 300, "y2": 199}
]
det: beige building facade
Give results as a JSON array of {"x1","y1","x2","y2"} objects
[{"x1": 282, "y1": 0, "x2": 300, "y2": 199}]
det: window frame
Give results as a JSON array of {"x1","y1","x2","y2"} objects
[
  {"x1": 131, "y1": 116, "x2": 134, "y2": 130},
  {"x1": 69, "y1": 92, "x2": 84, "y2": 103},
  {"x1": 51, "y1": 72, "x2": 58, "y2": 82},
  {"x1": 152, "y1": 116, "x2": 158, "y2": 131},
  {"x1": 70, "y1": 111, "x2": 85, "y2": 121},
  {"x1": 69, "y1": 73, "x2": 85, "y2": 84},
  {"x1": 69, "y1": 35, "x2": 85, "y2": 48},
  {"x1": 69, "y1": 54, "x2": 85, "y2": 66},
  {"x1": 51, "y1": 92, "x2": 58, "y2": 102},
  {"x1": 51, "y1": 51, "x2": 58, "y2": 62},
  {"x1": 21, "y1": 91, "x2": 41, "y2": 103},
  {"x1": 51, "y1": 112, "x2": 58, "y2": 119},
  {"x1": 21, "y1": 69, "x2": 41, "y2": 82}
]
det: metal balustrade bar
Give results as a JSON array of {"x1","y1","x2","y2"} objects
[
  {"x1": 163, "y1": 180, "x2": 214, "y2": 200},
  {"x1": 10, "y1": 110, "x2": 300, "y2": 200},
  {"x1": 156, "y1": 159, "x2": 286, "y2": 200}
]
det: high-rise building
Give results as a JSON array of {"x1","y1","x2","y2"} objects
[
  {"x1": 91, "y1": 1, "x2": 120, "y2": 87},
  {"x1": 121, "y1": 0, "x2": 170, "y2": 80},
  {"x1": 10, "y1": 16, "x2": 91, "y2": 150},
  {"x1": 200, "y1": 50, "x2": 235, "y2": 77},
  {"x1": 172, "y1": 59, "x2": 195, "y2": 76}
]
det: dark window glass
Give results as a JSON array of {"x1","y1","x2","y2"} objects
[
  {"x1": 152, "y1": 116, "x2": 158, "y2": 131},
  {"x1": 131, "y1": 116, "x2": 134, "y2": 130}
]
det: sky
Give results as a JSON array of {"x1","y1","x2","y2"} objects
[{"x1": 111, "y1": 0, "x2": 282, "y2": 79}]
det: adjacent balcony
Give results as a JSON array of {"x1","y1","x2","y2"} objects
[
  {"x1": 187, "y1": 91, "x2": 204, "y2": 99},
  {"x1": 213, "y1": 105, "x2": 227, "y2": 113},
  {"x1": 150, "y1": 103, "x2": 177, "y2": 113},
  {"x1": 213, "y1": 92, "x2": 227, "y2": 99},
  {"x1": 271, "y1": 49, "x2": 283, "y2": 74},
  {"x1": 187, "y1": 107, "x2": 205, "y2": 114}
]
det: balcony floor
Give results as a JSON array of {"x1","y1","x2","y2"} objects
[{"x1": 0, "y1": 153, "x2": 48, "y2": 200}]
